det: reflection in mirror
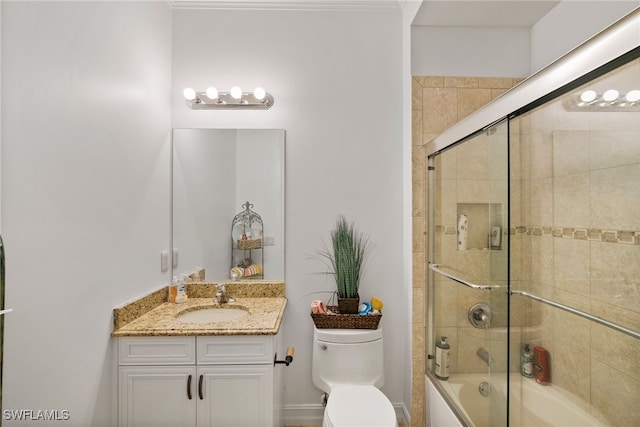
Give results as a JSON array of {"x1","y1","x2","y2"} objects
[{"x1": 172, "y1": 129, "x2": 285, "y2": 282}]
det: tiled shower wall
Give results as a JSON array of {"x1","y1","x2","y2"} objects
[{"x1": 411, "y1": 76, "x2": 521, "y2": 426}]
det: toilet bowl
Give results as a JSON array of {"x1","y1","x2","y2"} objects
[
  {"x1": 323, "y1": 385, "x2": 397, "y2": 427},
  {"x1": 312, "y1": 327, "x2": 397, "y2": 427}
]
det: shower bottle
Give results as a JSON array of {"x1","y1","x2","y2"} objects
[
  {"x1": 520, "y1": 344, "x2": 534, "y2": 378},
  {"x1": 457, "y1": 215, "x2": 468, "y2": 251},
  {"x1": 434, "y1": 336, "x2": 450, "y2": 380},
  {"x1": 533, "y1": 346, "x2": 550, "y2": 385}
]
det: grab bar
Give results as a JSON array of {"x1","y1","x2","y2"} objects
[
  {"x1": 428, "y1": 263, "x2": 496, "y2": 290},
  {"x1": 511, "y1": 290, "x2": 640, "y2": 341}
]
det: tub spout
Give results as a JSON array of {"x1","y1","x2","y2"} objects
[{"x1": 477, "y1": 348, "x2": 494, "y2": 367}]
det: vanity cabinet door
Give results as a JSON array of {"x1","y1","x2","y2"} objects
[
  {"x1": 119, "y1": 366, "x2": 197, "y2": 427},
  {"x1": 196, "y1": 365, "x2": 274, "y2": 427}
]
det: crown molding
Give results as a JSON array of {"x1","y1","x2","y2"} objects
[{"x1": 170, "y1": 0, "x2": 400, "y2": 11}]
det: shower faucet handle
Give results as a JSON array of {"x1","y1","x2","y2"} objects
[{"x1": 468, "y1": 303, "x2": 492, "y2": 329}]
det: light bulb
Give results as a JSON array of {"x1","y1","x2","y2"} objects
[
  {"x1": 625, "y1": 89, "x2": 640, "y2": 102},
  {"x1": 580, "y1": 90, "x2": 597, "y2": 103},
  {"x1": 253, "y1": 87, "x2": 266, "y2": 101},
  {"x1": 602, "y1": 89, "x2": 619, "y2": 102},
  {"x1": 183, "y1": 87, "x2": 196, "y2": 101},
  {"x1": 205, "y1": 87, "x2": 219, "y2": 100},
  {"x1": 230, "y1": 86, "x2": 243, "y2": 100}
]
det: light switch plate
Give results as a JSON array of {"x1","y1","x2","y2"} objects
[{"x1": 160, "y1": 251, "x2": 170, "y2": 272}]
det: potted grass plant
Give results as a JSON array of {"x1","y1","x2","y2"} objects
[{"x1": 317, "y1": 215, "x2": 371, "y2": 314}]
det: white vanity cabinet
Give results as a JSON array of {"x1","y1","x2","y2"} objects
[
  {"x1": 119, "y1": 365, "x2": 197, "y2": 426},
  {"x1": 117, "y1": 334, "x2": 283, "y2": 427},
  {"x1": 196, "y1": 365, "x2": 274, "y2": 426}
]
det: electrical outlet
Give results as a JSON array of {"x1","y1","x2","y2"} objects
[
  {"x1": 160, "y1": 251, "x2": 170, "y2": 272},
  {"x1": 263, "y1": 235, "x2": 275, "y2": 246}
]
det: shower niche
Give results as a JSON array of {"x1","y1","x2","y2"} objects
[{"x1": 456, "y1": 203, "x2": 503, "y2": 251}]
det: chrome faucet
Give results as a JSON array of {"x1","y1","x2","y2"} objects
[
  {"x1": 477, "y1": 348, "x2": 494, "y2": 367},
  {"x1": 215, "y1": 283, "x2": 236, "y2": 304}
]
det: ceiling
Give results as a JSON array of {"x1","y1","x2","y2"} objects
[{"x1": 413, "y1": 0, "x2": 561, "y2": 27}]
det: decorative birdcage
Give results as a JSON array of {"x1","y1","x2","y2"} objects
[{"x1": 230, "y1": 201, "x2": 264, "y2": 279}]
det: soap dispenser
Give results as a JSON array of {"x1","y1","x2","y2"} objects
[
  {"x1": 175, "y1": 274, "x2": 188, "y2": 304},
  {"x1": 435, "y1": 336, "x2": 450, "y2": 380}
]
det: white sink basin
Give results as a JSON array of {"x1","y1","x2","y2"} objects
[{"x1": 176, "y1": 307, "x2": 248, "y2": 323}]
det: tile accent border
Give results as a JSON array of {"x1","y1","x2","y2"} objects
[
  {"x1": 509, "y1": 225, "x2": 640, "y2": 245},
  {"x1": 435, "y1": 224, "x2": 639, "y2": 245}
]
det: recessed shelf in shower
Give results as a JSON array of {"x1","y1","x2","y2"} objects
[{"x1": 456, "y1": 203, "x2": 503, "y2": 250}]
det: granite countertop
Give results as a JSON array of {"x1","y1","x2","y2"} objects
[{"x1": 112, "y1": 281, "x2": 286, "y2": 337}]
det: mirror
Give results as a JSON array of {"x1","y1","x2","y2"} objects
[{"x1": 172, "y1": 129, "x2": 285, "y2": 281}]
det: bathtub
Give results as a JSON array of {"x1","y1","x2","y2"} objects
[{"x1": 433, "y1": 373, "x2": 605, "y2": 427}]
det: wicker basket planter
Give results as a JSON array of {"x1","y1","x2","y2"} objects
[
  {"x1": 310, "y1": 306, "x2": 382, "y2": 330},
  {"x1": 337, "y1": 296, "x2": 360, "y2": 314}
]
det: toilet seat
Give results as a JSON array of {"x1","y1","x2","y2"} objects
[{"x1": 324, "y1": 385, "x2": 397, "y2": 427}]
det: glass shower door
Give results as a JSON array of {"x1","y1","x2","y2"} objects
[
  {"x1": 428, "y1": 119, "x2": 509, "y2": 427},
  {"x1": 507, "y1": 55, "x2": 640, "y2": 427}
]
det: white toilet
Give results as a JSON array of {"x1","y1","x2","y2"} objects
[{"x1": 312, "y1": 327, "x2": 397, "y2": 427}]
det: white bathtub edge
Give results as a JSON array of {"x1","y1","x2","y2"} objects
[{"x1": 425, "y1": 373, "x2": 465, "y2": 427}]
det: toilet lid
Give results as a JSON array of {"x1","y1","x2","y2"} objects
[{"x1": 325, "y1": 386, "x2": 396, "y2": 427}]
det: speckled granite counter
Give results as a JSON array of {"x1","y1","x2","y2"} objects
[{"x1": 112, "y1": 281, "x2": 286, "y2": 337}]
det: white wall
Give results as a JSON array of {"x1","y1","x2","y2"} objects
[
  {"x1": 1, "y1": 2, "x2": 172, "y2": 426},
  {"x1": 411, "y1": 25, "x2": 531, "y2": 77},
  {"x1": 530, "y1": 1, "x2": 640, "y2": 73},
  {"x1": 171, "y1": 6, "x2": 406, "y2": 422},
  {"x1": 411, "y1": 1, "x2": 640, "y2": 79}
]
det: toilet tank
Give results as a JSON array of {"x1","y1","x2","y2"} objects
[{"x1": 312, "y1": 327, "x2": 384, "y2": 393}]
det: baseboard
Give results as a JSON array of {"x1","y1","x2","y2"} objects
[
  {"x1": 397, "y1": 402, "x2": 410, "y2": 425},
  {"x1": 284, "y1": 404, "x2": 324, "y2": 426},
  {"x1": 284, "y1": 402, "x2": 409, "y2": 426}
]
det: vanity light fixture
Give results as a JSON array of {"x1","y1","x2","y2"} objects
[
  {"x1": 625, "y1": 89, "x2": 640, "y2": 102},
  {"x1": 564, "y1": 88, "x2": 640, "y2": 111},
  {"x1": 183, "y1": 86, "x2": 274, "y2": 110},
  {"x1": 602, "y1": 89, "x2": 619, "y2": 102},
  {"x1": 579, "y1": 90, "x2": 597, "y2": 103}
]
